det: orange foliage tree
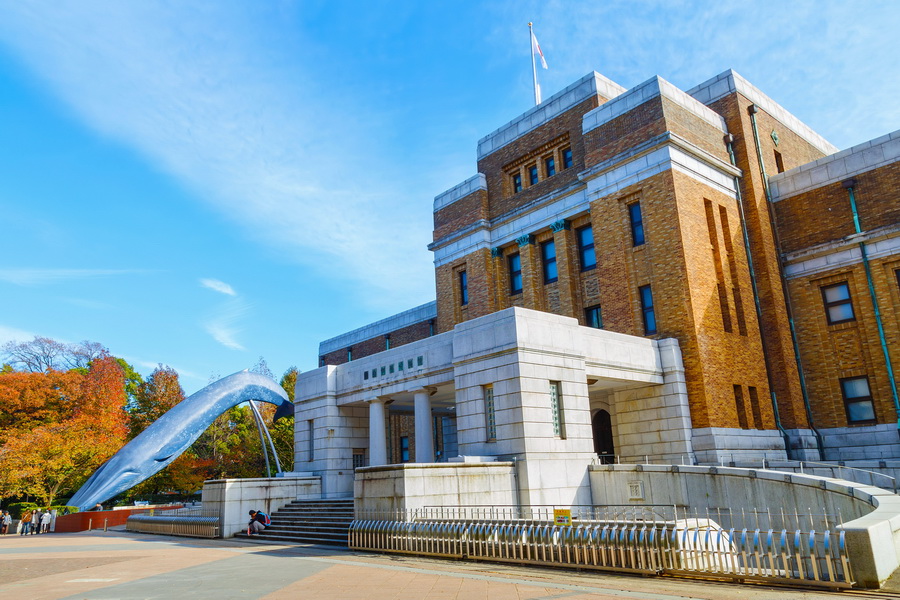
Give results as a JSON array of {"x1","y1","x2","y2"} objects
[{"x1": 0, "y1": 356, "x2": 129, "y2": 506}]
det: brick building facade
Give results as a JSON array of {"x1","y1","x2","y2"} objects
[{"x1": 309, "y1": 69, "x2": 899, "y2": 473}]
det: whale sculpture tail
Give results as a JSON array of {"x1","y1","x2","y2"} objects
[{"x1": 68, "y1": 371, "x2": 293, "y2": 511}]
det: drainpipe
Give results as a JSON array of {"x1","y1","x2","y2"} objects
[
  {"x1": 746, "y1": 104, "x2": 824, "y2": 460},
  {"x1": 725, "y1": 133, "x2": 792, "y2": 460},
  {"x1": 841, "y1": 178, "x2": 900, "y2": 431}
]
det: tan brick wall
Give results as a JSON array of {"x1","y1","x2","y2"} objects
[
  {"x1": 774, "y1": 162, "x2": 900, "y2": 254},
  {"x1": 433, "y1": 188, "x2": 489, "y2": 242},
  {"x1": 705, "y1": 91, "x2": 830, "y2": 429},
  {"x1": 435, "y1": 247, "x2": 494, "y2": 334},
  {"x1": 477, "y1": 97, "x2": 600, "y2": 219},
  {"x1": 321, "y1": 320, "x2": 433, "y2": 366},
  {"x1": 786, "y1": 254, "x2": 900, "y2": 428}
]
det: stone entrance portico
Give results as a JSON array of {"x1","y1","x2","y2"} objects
[{"x1": 294, "y1": 306, "x2": 720, "y2": 503}]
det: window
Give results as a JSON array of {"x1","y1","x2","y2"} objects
[
  {"x1": 385, "y1": 334, "x2": 391, "y2": 350},
  {"x1": 841, "y1": 377, "x2": 876, "y2": 424},
  {"x1": 512, "y1": 172, "x2": 522, "y2": 193},
  {"x1": 639, "y1": 285, "x2": 657, "y2": 335},
  {"x1": 528, "y1": 164, "x2": 539, "y2": 186},
  {"x1": 459, "y1": 270, "x2": 468, "y2": 306},
  {"x1": 585, "y1": 305, "x2": 602, "y2": 329},
  {"x1": 545, "y1": 156, "x2": 556, "y2": 177},
  {"x1": 541, "y1": 240, "x2": 558, "y2": 283},
  {"x1": 484, "y1": 385, "x2": 496, "y2": 441},
  {"x1": 733, "y1": 385, "x2": 748, "y2": 429},
  {"x1": 400, "y1": 436, "x2": 410, "y2": 462},
  {"x1": 509, "y1": 253, "x2": 522, "y2": 294},
  {"x1": 364, "y1": 371, "x2": 369, "y2": 381},
  {"x1": 821, "y1": 282, "x2": 855, "y2": 324},
  {"x1": 307, "y1": 420, "x2": 314, "y2": 461},
  {"x1": 774, "y1": 150, "x2": 785, "y2": 173},
  {"x1": 550, "y1": 381, "x2": 565, "y2": 437},
  {"x1": 577, "y1": 225, "x2": 596, "y2": 271},
  {"x1": 562, "y1": 148, "x2": 573, "y2": 169},
  {"x1": 629, "y1": 202, "x2": 645, "y2": 246},
  {"x1": 352, "y1": 449, "x2": 366, "y2": 469}
]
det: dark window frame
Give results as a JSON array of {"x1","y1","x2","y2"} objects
[
  {"x1": 459, "y1": 269, "x2": 468, "y2": 306},
  {"x1": 576, "y1": 225, "x2": 596, "y2": 271},
  {"x1": 562, "y1": 147, "x2": 573, "y2": 169},
  {"x1": 512, "y1": 172, "x2": 522, "y2": 193},
  {"x1": 541, "y1": 239, "x2": 558, "y2": 284},
  {"x1": 821, "y1": 281, "x2": 855, "y2": 325},
  {"x1": 399, "y1": 435, "x2": 410, "y2": 462},
  {"x1": 528, "y1": 164, "x2": 539, "y2": 186},
  {"x1": 840, "y1": 376, "x2": 877, "y2": 425},
  {"x1": 639, "y1": 285, "x2": 657, "y2": 335},
  {"x1": 508, "y1": 253, "x2": 522, "y2": 295},
  {"x1": 585, "y1": 305, "x2": 602, "y2": 329},
  {"x1": 545, "y1": 155, "x2": 556, "y2": 177},
  {"x1": 628, "y1": 202, "x2": 645, "y2": 246}
]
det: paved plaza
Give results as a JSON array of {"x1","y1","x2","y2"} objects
[{"x1": 0, "y1": 528, "x2": 882, "y2": 600}]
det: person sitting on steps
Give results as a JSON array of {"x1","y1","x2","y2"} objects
[{"x1": 247, "y1": 510, "x2": 270, "y2": 535}]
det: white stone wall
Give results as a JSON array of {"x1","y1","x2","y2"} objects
[
  {"x1": 201, "y1": 476, "x2": 321, "y2": 537},
  {"x1": 820, "y1": 423, "x2": 900, "y2": 461},
  {"x1": 354, "y1": 463, "x2": 517, "y2": 516}
]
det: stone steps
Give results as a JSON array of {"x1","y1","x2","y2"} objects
[{"x1": 234, "y1": 499, "x2": 354, "y2": 546}]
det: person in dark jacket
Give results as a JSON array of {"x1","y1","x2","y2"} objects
[{"x1": 248, "y1": 510, "x2": 268, "y2": 535}]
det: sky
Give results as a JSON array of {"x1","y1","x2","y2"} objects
[{"x1": 0, "y1": 1, "x2": 898, "y2": 393}]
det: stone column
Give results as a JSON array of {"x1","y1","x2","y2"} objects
[
  {"x1": 413, "y1": 387, "x2": 435, "y2": 462},
  {"x1": 368, "y1": 398, "x2": 388, "y2": 467}
]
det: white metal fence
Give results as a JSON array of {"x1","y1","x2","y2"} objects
[{"x1": 348, "y1": 505, "x2": 852, "y2": 589}]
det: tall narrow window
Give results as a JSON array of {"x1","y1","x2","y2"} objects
[
  {"x1": 512, "y1": 172, "x2": 522, "y2": 193},
  {"x1": 384, "y1": 334, "x2": 391, "y2": 350},
  {"x1": 545, "y1": 156, "x2": 556, "y2": 177},
  {"x1": 509, "y1": 253, "x2": 522, "y2": 294},
  {"x1": 841, "y1": 377, "x2": 876, "y2": 424},
  {"x1": 774, "y1": 150, "x2": 785, "y2": 173},
  {"x1": 821, "y1": 282, "x2": 855, "y2": 324},
  {"x1": 585, "y1": 305, "x2": 603, "y2": 329},
  {"x1": 484, "y1": 385, "x2": 496, "y2": 441},
  {"x1": 562, "y1": 148, "x2": 573, "y2": 169},
  {"x1": 459, "y1": 270, "x2": 468, "y2": 306},
  {"x1": 639, "y1": 285, "x2": 657, "y2": 335},
  {"x1": 541, "y1": 240, "x2": 558, "y2": 283},
  {"x1": 549, "y1": 381, "x2": 565, "y2": 437},
  {"x1": 748, "y1": 386, "x2": 762, "y2": 429},
  {"x1": 577, "y1": 225, "x2": 596, "y2": 271},
  {"x1": 528, "y1": 164, "x2": 539, "y2": 186},
  {"x1": 733, "y1": 385, "x2": 748, "y2": 429},
  {"x1": 307, "y1": 419, "x2": 314, "y2": 462},
  {"x1": 629, "y1": 202, "x2": 645, "y2": 246},
  {"x1": 400, "y1": 436, "x2": 410, "y2": 462}
]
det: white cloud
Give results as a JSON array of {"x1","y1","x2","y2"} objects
[
  {"x1": 200, "y1": 278, "x2": 237, "y2": 297},
  {"x1": 0, "y1": 324, "x2": 35, "y2": 346},
  {"x1": 203, "y1": 298, "x2": 250, "y2": 351},
  {"x1": 0, "y1": 268, "x2": 143, "y2": 286},
  {"x1": 0, "y1": 2, "x2": 435, "y2": 310}
]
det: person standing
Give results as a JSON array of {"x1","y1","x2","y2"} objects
[
  {"x1": 19, "y1": 510, "x2": 31, "y2": 535},
  {"x1": 1, "y1": 511, "x2": 10, "y2": 535},
  {"x1": 31, "y1": 509, "x2": 41, "y2": 534},
  {"x1": 40, "y1": 510, "x2": 51, "y2": 534}
]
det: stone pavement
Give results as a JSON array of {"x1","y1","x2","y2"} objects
[{"x1": 0, "y1": 529, "x2": 877, "y2": 599}]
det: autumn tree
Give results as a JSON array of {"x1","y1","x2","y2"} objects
[
  {"x1": 0, "y1": 356, "x2": 129, "y2": 505},
  {"x1": 128, "y1": 365, "x2": 185, "y2": 438},
  {"x1": 2, "y1": 337, "x2": 108, "y2": 373}
]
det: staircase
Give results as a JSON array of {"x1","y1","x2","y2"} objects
[{"x1": 236, "y1": 499, "x2": 354, "y2": 546}]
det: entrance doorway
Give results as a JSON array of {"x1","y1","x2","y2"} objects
[{"x1": 592, "y1": 409, "x2": 615, "y2": 464}]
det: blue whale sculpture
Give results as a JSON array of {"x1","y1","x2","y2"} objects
[{"x1": 68, "y1": 370, "x2": 292, "y2": 510}]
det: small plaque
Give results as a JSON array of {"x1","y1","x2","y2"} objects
[
  {"x1": 553, "y1": 509, "x2": 572, "y2": 526},
  {"x1": 628, "y1": 480, "x2": 644, "y2": 501}
]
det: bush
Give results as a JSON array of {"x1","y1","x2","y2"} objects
[
  {"x1": 50, "y1": 505, "x2": 79, "y2": 516},
  {"x1": 7, "y1": 502, "x2": 38, "y2": 519}
]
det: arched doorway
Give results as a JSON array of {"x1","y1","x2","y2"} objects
[{"x1": 592, "y1": 409, "x2": 615, "y2": 464}]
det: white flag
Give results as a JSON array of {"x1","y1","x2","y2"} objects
[{"x1": 531, "y1": 30, "x2": 549, "y2": 69}]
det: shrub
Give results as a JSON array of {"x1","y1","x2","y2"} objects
[{"x1": 7, "y1": 502, "x2": 38, "y2": 519}]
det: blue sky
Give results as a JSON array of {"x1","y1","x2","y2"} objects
[{"x1": 1, "y1": 1, "x2": 898, "y2": 393}]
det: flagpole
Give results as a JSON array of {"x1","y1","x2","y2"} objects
[{"x1": 529, "y1": 22, "x2": 541, "y2": 105}]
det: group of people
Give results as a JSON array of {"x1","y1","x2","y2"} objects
[{"x1": 9, "y1": 508, "x2": 53, "y2": 535}]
